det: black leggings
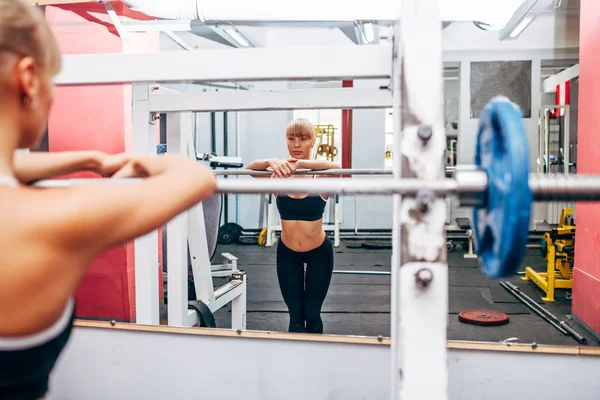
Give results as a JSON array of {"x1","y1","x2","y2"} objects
[{"x1": 276, "y1": 236, "x2": 334, "y2": 334}]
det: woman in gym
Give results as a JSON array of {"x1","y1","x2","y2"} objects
[
  {"x1": 0, "y1": 2, "x2": 216, "y2": 399},
  {"x1": 246, "y1": 118, "x2": 340, "y2": 334}
]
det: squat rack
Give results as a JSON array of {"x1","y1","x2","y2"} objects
[{"x1": 45, "y1": 0, "x2": 533, "y2": 398}]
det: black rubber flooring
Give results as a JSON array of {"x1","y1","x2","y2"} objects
[{"x1": 176, "y1": 240, "x2": 599, "y2": 346}]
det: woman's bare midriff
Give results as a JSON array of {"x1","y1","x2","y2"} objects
[{"x1": 280, "y1": 219, "x2": 326, "y2": 252}]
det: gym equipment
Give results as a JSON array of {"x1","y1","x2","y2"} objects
[
  {"x1": 217, "y1": 222, "x2": 243, "y2": 244},
  {"x1": 500, "y1": 281, "x2": 586, "y2": 344},
  {"x1": 522, "y1": 208, "x2": 575, "y2": 302},
  {"x1": 212, "y1": 167, "x2": 455, "y2": 176},
  {"x1": 155, "y1": 112, "x2": 248, "y2": 329},
  {"x1": 196, "y1": 152, "x2": 244, "y2": 169},
  {"x1": 314, "y1": 124, "x2": 337, "y2": 162},
  {"x1": 472, "y1": 97, "x2": 532, "y2": 279},
  {"x1": 38, "y1": 168, "x2": 600, "y2": 278},
  {"x1": 455, "y1": 217, "x2": 477, "y2": 260},
  {"x1": 458, "y1": 310, "x2": 510, "y2": 326},
  {"x1": 257, "y1": 227, "x2": 268, "y2": 246},
  {"x1": 47, "y1": 2, "x2": 600, "y2": 397}
]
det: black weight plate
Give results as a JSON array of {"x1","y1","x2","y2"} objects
[{"x1": 237, "y1": 236, "x2": 258, "y2": 245}]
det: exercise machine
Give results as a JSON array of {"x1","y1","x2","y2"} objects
[
  {"x1": 153, "y1": 106, "x2": 248, "y2": 329},
  {"x1": 522, "y1": 207, "x2": 575, "y2": 302}
]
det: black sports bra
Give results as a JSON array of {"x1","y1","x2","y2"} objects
[{"x1": 276, "y1": 193, "x2": 327, "y2": 222}]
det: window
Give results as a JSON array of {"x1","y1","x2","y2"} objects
[{"x1": 293, "y1": 109, "x2": 343, "y2": 164}]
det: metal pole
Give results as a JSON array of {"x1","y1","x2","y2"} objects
[
  {"x1": 223, "y1": 112, "x2": 229, "y2": 224},
  {"x1": 333, "y1": 270, "x2": 390, "y2": 276},
  {"x1": 214, "y1": 168, "x2": 394, "y2": 176},
  {"x1": 504, "y1": 282, "x2": 586, "y2": 344},
  {"x1": 213, "y1": 167, "x2": 451, "y2": 176},
  {"x1": 210, "y1": 112, "x2": 217, "y2": 155},
  {"x1": 392, "y1": 0, "x2": 448, "y2": 398},
  {"x1": 499, "y1": 282, "x2": 569, "y2": 335},
  {"x1": 131, "y1": 82, "x2": 160, "y2": 326},
  {"x1": 31, "y1": 173, "x2": 600, "y2": 202}
]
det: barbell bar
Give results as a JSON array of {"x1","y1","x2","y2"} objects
[
  {"x1": 214, "y1": 168, "x2": 398, "y2": 176},
  {"x1": 218, "y1": 171, "x2": 600, "y2": 201},
  {"x1": 33, "y1": 171, "x2": 600, "y2": 203},
  {"x1": 216, "y1": 167, "x2": 458, "y2": 177},
  {"x1": 29, "y1": 97, "x2": 590, "y2": 280}
]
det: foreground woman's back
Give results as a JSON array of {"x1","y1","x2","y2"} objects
[{"x1": 0, "y1": 1, "x2": 217, "y2": 399}]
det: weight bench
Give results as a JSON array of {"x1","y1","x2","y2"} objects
[{"x1": 456, "y1": 217, "x2": 477, "y2": 259}]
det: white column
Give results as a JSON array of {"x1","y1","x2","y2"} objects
[
  {"x1": 166, "y1": 112, "x2": 191, "y2": 326},
  {"x1": 391, "y1": 0, "x2": 448, "y2": 399},
  {"x1": 132, "y1": 83, "x2": 160, "y2": 325}
]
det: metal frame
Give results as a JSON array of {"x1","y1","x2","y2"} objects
[
  {"x1": 53, "y1": 45, "x2": 391, "y2": 86},
  {"x1": 149, "y1": 88, "x2": 393, "y2": 113},
  {"x1": 391, "y1": 0, "x2": 448, "y2": 397},
  {"x1": 46, "y1": 0, "x2": 595, "y2": 397},
  {"x1": 163, "y1": 110, "x2": 247, "y2": 329},
  {"x1": 539, "y1": 104, "x2": 574, "y2": 226}
]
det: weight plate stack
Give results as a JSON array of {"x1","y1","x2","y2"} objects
[{"x1": 472, "y1": 96, "x2": 533, "y2": 279}]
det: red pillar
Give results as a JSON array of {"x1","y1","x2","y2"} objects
[
  {"x1": 341, "y1": 80, "x2": 353, "y2": 177},
  {"x1": 572, "y1": 0, "x2": 600, "y2": 334},
  {"x1": 46, "y1": 4, "x2": 159, "y2": 321}
]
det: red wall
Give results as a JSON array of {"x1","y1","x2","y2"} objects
[
  {"x1": 46, "y1": 4, "x2": 159, "y2": 321},
  {"x1": 572, "y1": 0, "x2": 600, "y2": 334}
]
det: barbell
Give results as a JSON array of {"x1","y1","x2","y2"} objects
[{"x1": 33, "y1": 97, "x2": 594, "y2": 279}]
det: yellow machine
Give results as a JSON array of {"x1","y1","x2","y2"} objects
[
  {"x1": 522, "y1": 208, "x2": 575, "y2": 302},
  {"x1": 314, "y1": 124, "x2": 337, "y2": 161}
]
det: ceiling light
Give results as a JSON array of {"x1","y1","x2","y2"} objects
[
  {"x1": 509, "y1": 16, "x2": 534, "y2": 38},
  {"x1": 363, "y1": 23, "x2": 374, "y2": 43},
  {"x1": 224, "y1": 28, "x2": 249, "y2": 47}
]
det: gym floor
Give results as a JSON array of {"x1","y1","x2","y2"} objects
[{"x1": 165, "y1": 238, "x2": 599, "y2": 347}]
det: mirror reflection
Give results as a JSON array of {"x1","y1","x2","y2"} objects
[{"x1": 40, "y1": 0, "x2": 595, "y2": 349}]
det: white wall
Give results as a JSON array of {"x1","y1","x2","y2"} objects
[{"x1": 49, "y1": 326, "x2": 600, "y2": 400}]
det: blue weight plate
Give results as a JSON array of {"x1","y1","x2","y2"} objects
[{"x1": 472, "y1": 96, "x2": 532, "y2": 278}]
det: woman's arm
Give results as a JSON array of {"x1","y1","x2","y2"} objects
[
  {"x1": 246, "y1": 158, "x2": 273, "y2": 171},
  {"x1": 30, "y1": 154, "x2": 217, "y2": 254},
  {"x1": 295, "y1": 159, "x2": 341, "y2": 171},
  {"x1": 13, "y1": 151, "x2": 106, "y2": 183},
  {"x1": 247, "y1": 158, "x2": 297, "y2": 178}
]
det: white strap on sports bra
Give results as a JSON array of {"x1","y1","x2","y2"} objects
[
  {"x1": 0, "y1": 298, "x2": 74, "y2": 350},
  {"x1": 0, "y1": 174, "x2": 18, "y2": 187}
]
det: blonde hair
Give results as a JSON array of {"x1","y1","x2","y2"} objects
[
  {"x1": 0, "y1": 0, "x2": 62, "y2": 77},
  {"x1": 286, "y1": 118, "x2": 315, "y2": 140}
]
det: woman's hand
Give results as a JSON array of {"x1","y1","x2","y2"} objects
[
  {"x1": 100, "y1": 153, "x2": 154, "y2": 179},
  {"x1": 268, "y1": 158, "x2": 297, "y2": 178}
]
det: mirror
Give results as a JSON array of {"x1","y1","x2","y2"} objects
[{"x1": 45, "y1": 0, "x2": 596, "y2": 352}]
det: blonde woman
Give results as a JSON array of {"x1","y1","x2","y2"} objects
[
  {"x1": 247, "y1": 118, "x2": 340, "y2": 333},
  {"x1": 0, "y1": 1, "x2": 216, "y2": 398}
]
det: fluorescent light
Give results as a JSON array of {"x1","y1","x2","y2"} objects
[
  {"x1": 363, "y1": 22, "x2": 374, "y2": 42},
  {"x1": 196, "y1": 0, "x2": 526, "y2": 28},
  {"x1": 224, "y1": 28, "x2": 249, "y2": 47},
  {"x1": 509, "y1": 16, "x2": 533, "y2": 38}
]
